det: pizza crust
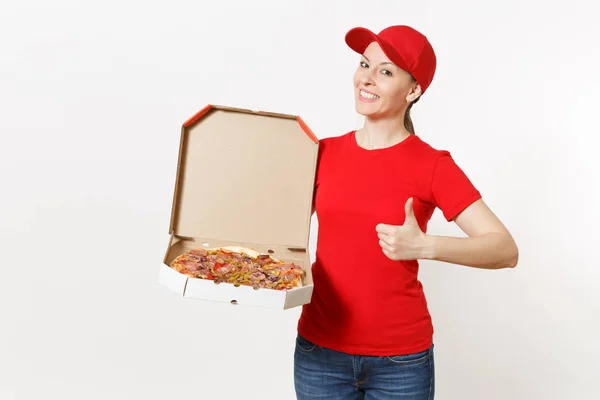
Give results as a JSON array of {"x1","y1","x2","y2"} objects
[
  {"x1": 210, "y1": 246, "x2": 286, "y2": 264},
  {"x1": 215, "y1": 245, "x2": 261, "y2": 258}
]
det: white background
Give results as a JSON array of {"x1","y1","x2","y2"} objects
[{"x1": 1, "y1": 0, "x2": 599, "y2": 399}]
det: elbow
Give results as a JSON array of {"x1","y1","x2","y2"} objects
[
  {"x1": 507, "y1": 252, "x2": 518, "y2": 268},
  {"x1": 505, "y1": 240, "x2": 519, "y2": 269},
  {"x1": 492, "y1": 233, "x2": 518, "y2": 269}
]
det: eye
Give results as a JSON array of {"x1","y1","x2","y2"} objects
[
  {"x1": 360, "y1": 61, "x2": 369, "y2": 68},
  {"x1": 381, "y1": 69, "x2": 393, "y2": 76}
]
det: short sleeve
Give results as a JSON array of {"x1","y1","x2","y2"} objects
[{"x1": 431, "y1": 151, "x2": 482, "y2": 221}]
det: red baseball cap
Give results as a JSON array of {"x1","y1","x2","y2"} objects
[{"x1": 345, "y1": 25, "x2": 437, "y2": 94}]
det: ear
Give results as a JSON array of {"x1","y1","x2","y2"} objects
[{"x1": 406, "y1": 84, "x2": 422, "y2": 103}]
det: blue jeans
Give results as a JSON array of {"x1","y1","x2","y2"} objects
[{"x1": 294, "y1": 335, "x2": 435, "y2": 399}]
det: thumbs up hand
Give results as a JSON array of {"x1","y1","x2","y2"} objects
[{"x1": 376, "y1": 197, "x2": 428, "y2": 261}]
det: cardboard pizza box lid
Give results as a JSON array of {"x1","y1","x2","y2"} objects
[{"x1": 168, "y1": 104, "x2": 319, "y2": 249}]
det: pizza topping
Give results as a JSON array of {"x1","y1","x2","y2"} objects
[
  {"x1": 170, "y1": 247, "x2": 304, "y2": 291},
  {"x1": 249, "y1": 271, "x2": 266, "y2": 283},
  {"x1": 214, "y1": 264, "x2": 233, "y2": 276},
  {"x1": 189, "y1": 248, "x2": 208, "y2": 257}
]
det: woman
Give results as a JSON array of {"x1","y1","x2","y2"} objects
[{"x1": 293, "y1": 25, "x2": 519, "y2": 399}]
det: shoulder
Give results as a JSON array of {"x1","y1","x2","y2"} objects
[
  {"x1": 316, "y1": 130, "x2": 354, "y2": 154},
  {"x1": 404, "y1": 135, "x2": 456, "y2": 175},
  {"x1": 318, "y1": 131, "x2": 353, "y2": 146},
  {"x1": 314, "y1": 131, "x2": 353, "y2": 184},
  {"x1": 410, "y1": 135, "x2": 451, "y2": 160}
]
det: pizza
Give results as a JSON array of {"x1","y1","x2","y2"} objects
[{"x1": 170, "y1": 246, "x2": 305, "y2": 291}]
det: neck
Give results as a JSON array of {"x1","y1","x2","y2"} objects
[{"x1": 356, "y1": 115, "x2": 412, "y2": 150}]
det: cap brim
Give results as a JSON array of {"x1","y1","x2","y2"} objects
[
  {"x1": 345, "y1": 27, "x2": 410, "y2": 73},
  {"x1": 345, "y1": 27, "x2": 378, "y2": 54}
]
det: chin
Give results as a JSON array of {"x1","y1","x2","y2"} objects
[{"x1": 355, "y1": 101, "x2": 379, "y2": 117}]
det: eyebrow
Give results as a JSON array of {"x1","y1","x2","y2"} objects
[{"x1": 361, "y1": 55, "x2": 397, "y2": 68}]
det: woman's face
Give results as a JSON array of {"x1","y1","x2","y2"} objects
[{"x1": 353, "y1": 42, "x2": 420, "y2": 119}]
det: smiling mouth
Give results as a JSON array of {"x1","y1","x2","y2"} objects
[{"x1": 359, "y1": 89, "x2": 379, "y2": 100}]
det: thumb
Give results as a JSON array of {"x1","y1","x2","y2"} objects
[
  {"x1": 376, "y1": 223, "x2": 396, "y2": 235},
  {"x1": 404, "y1": 197, "x2": 417, "y2": 224}
]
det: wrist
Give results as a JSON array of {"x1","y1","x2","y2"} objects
[{"x1": 420, "y1": 234, "x2": 437, "y2": 260}]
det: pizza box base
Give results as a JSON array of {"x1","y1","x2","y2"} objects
[{"x1": 157, "y1": 235, "x2": 314, "y2": 310}]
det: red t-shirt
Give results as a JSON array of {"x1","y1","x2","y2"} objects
[{"x1": 297, "y1": 130, "x2": 482, "y2": 356}]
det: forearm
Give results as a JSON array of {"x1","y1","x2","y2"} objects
[{"x1": 422, "y1": 232, "x2": 518, "y2": 269}]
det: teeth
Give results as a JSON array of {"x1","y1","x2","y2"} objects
[{"x1": 360, "y1": 90, "x2": 379, "y2": 100}]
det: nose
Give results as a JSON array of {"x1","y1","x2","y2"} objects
[{"x1": 361, "y1": 69, "x2": 376, "y2": 86}]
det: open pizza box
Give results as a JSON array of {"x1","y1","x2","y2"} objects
[{"x1": 157, "y1": 104, "x2": 319, "y2": 309}]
